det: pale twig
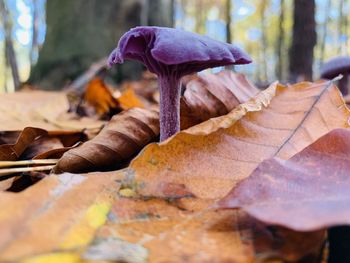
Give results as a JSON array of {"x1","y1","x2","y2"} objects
[
  {"x1": 0, "y1": 159, "x2": 59, "y2": 168},
  {"x1": 0, "y1": 165, "x2": 55, "y2": 177}
]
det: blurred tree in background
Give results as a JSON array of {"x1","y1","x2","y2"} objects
[
  {"x1": 289, "y1": 0, "x2": 316, "y2": 82},
  {"x1": 29, "y1": 0, "x2": 174, "y2": 90}
]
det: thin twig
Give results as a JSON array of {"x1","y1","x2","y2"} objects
[
  {"x1": 0, "y1": 159, "x2": 59, "y2": 168},
  {"x1": 0, "y1": 165, "x2": 55, "y2": 177}
]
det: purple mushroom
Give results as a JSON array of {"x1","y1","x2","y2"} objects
[
  {"x1": 320, "y1": 56, "x2": 350, "y2": 95},
  {"x1": 108, "y1": 26, "x2": 252, "y2": 141}
]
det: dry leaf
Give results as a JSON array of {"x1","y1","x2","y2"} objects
[
  {"x1": 20, "y1": 137, "x2": 64, "y2": 160},
  {"x1": 0, "y1": 91, "x2": 69, "y2": 130},
  {"x1": 0, "y1": 127, "x2": 47, "y2": 161},
  {"x1": 0, "y1": 131, "x2": 21, "y2": 144},
  {"x1": 117, "y1": 87, "x2": 145, "y2": 109},
  {"x1": 90, "y1": 198, "x2": 254, "y2": 263},
  {"x1": 218, "y1": 128, "x2": 350, "y2": 231},
  {"x1": 83, "y1": 77, "x2": 121, "y2": 117},
  {"x1": 0, "y1": 90, "x2": 106, "y2": 131},
  {"x1": 46, "y1": 130, "x2": 87, "y2": 147},
  {"x1": 126, "y1": 80, "x2": 350, "y2": 200},
  {"x1": 53, "y1": 108, "x2": 159, "y2": 173},
  {"x1": 0, "y1": 170, "x2": 323, "y2": 262},
  {"x1": 180, "y1": 71, "x2": 259, "y2": 129},
  {"x1": 0, "y1": 172, "x2": 121, "y2": 262},
  {"x1": 22, "y1": 130, "x2": 86, "y2": 160},
  {"x1": 119, "y1": 71, "x2": 158, "y2": 104},
  {"x1": 0, "y1": 128, "x2": 86, "y2": 162},
  {"x1": 33, "y1": 143, "x2": 81, "y2": 160}
]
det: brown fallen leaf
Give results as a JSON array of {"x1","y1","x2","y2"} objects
[
  {"x1": 0, "y1": 128, "x2": 86, "y2": 162},
  {"x1": 0, "y1": 127, "x2": 86, "y2": 190},
  {"x1": 218, "y1": 128, "x2": 350, "y2": 231},
  {"x1": 180, "y1": 70, "x2": 259, "y2": 129},
  {"x1": 53, "y1": 107, "x2": 159, "y2": 173},
  {"x1": 0, "y1": 127, "x2": 47, "y2": 161},
  {"x1": 0, "y1": 89, "x2": 106, "y2": 132},
  {"x1": 0, "y1": 131, "x2": 21, "y2": 144},
  {"x1": 22, "y1": 130, "x2": 87, "y2": 160},
  {"x1": 20, "y1": 137, "x2": 64, "y2": 160},
  {"x1": 47, "y1": 130, "x2": 87, "y2": 147},
  {"x1": 0, "y1": 90, "x2": 69, "y2": 131},
  {"x1": 0, "y1": 129, "x2": 86, "y2": 190},
  {"x1": 125, "y1": 80, "x2": 350, "y2": 200},
  {"x1": 33, "y1": 144, "x2": 81, "y2": 160}
]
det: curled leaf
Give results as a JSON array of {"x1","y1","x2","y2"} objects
[
  {"x1": 33, "y1": 143, "x2": 82, "y2": 160},
  {"x1": 180, "y1": 71, "x2": 259, "y2": 129},
  {"x1": 218, "y1": 128, "x2": 350, "y2": 231},
  {"x1": 0, "y1": 127, "x2": 47, "y2": 161},
  {"x1": 53, "y1": 108, "x2": 159, "y2": 173}
]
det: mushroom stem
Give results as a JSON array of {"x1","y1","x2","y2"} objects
[
  {"x1": 158, "y1": 75, "x2": 181, "y2": 141},
  {"x1": 338, "y1": 74, "x2": 349, "y2": 95}
]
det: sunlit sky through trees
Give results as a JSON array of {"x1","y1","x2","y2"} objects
[{"x1": 1, "y1": 0, "x2": 350, "y2": 92}]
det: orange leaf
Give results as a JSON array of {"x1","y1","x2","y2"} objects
[
  {"x1": 0, "y1": 172, "x2": 121, "y2": 261},
  {"x1": 126, "y1": 81, "x2": 350, "y2": 200},
  {"x1": 0, "y1": 171, "x2": 324, "y2": 262},
  {"x1": 117, "y1": 87, "x2": 145, "y2": 109},
  {"x1": 0, "y1": 90, "x2": 69, "y2": 131},
  {"x1": 119, "y1": 71, "x2": 158, "y2": 104},
  {"x1": 84, "y1": 77, "x2": 121, "y2": 116}
]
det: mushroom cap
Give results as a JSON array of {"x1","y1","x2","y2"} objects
[
  {"x1": 108, "y1": 26, "x2": 252, "y2": 77},
  {"x1": 320, "y1": 56, "x2": 350, "y2": 79}
]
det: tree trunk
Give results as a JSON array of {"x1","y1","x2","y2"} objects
[
  {"x1": 225, "y1": 0, "x2": 234, "y2": 71},
  {"x1": 275, "y1": 0, "x2": 285, "y2": 81},
  {"x1": 337, "y1": 0, "x2": 345, "y2": 55},
  {"x1": 289, "y1": 0, "x2": 316, "y2": 82},
  {"x1": 344, "y1": 0, "x2": 349, "y2": 55},
  {"x1": 1, "y1": 0, "x2": 20, "y2": 91},
  {"x1": 259, "y1": 0, "x2": 268, "y2": 83},
  {"x1": 30, "y1": 0, "x2": 39, "y2": 65},
  {"x1": 319, "y1": 0, "x2": 331, "y2": 69},
  {"x1": 147, "y1": 0, "x2": 174, "y2": 27},
  {"x1": 29, "y1": 0, "x2": 173, "y2": 90},
  {"x1": 225, "y1": 0, "x2": 232, "y2": 44}
]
